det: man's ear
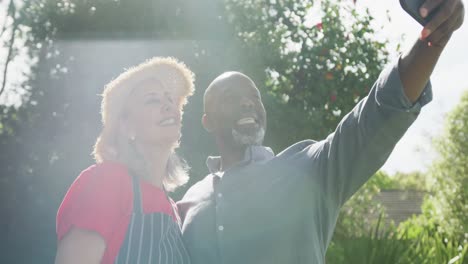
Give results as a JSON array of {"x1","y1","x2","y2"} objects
[{"x1": 202, "y1": 113, "x2": 213, "y2": 133}]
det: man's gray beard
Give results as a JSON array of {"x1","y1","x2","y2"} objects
[{"x1": 232, "y1": 127, "x2": 265, "y2": 146}]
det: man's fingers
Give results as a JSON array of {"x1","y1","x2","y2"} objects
[
  {"x1": 423, "y1": 0, "x2": 464, "y2": 42},
  {"x1": 421, "y1": 0, "x2": 458, "y2": 39},
  {"x1": 420, "y1": 0, "x2": 445, "y2": 17},
  {"x1": 426, "y1": 18, "x2": 456, "y2": 46},
  {"x1": 428, "y1": 11, "x2": 462, "y2": 45}
]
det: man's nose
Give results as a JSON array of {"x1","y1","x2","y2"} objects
[{"x1": 240, "y1": 97, "x2": 254, "y2": 110}]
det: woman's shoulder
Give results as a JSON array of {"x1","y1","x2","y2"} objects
[
  {"x1": 56, "y1": 161, "x2": 133, "y2": 243},
  {"x1": 61, "y1": 161, "x2": 133, "y2": 211},
  {"x1": 83, "y1": 161, "x2": 129, "y2": 178},
  {"x1": 76, "y1": 161, "x2": 131, "y2": 186}
]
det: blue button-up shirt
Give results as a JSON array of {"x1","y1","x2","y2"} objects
[{"x1": 177, "y1": 60, "x2": 432, "y2": 264}]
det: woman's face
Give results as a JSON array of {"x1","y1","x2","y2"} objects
[{"x1": 122, "y1": 76, "x2": 185, "y2": 148}]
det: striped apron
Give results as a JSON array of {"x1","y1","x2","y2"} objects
[{"x1": 114, "y1": 175, "x2": 191, "y2": 264}]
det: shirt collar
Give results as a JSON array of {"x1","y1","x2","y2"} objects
[{"x1": 206, "y1": 145, "x2": 275, "y2": 174}]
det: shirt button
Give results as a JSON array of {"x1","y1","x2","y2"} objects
[
  {"x1": 218, "y1": 225, "x2": 224, "y2": 231},
  {"x1": 217, "y1": 193, "x2": 223, "y2": 198}
]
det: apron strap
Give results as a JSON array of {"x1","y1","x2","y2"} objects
[{"x1": 130, "y1": 172, "x2": 143, "y2": 214}]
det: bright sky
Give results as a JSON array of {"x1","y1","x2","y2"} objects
[{"x1": 0, "y1": 1, "x2": 466, "y2": 175}]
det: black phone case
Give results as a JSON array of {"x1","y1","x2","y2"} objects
[{"x1": 400, "y1": 0, "x2": 432, "y2": 26}]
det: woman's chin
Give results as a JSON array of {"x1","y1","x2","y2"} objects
[{"x1": 146, "y1": 135, "x2": 180, "y2": 149}]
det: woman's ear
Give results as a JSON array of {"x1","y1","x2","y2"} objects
[{"x1": 119, "y1": 117, "x2": 135, "y2": 141}]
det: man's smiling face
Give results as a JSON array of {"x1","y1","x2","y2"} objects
[{"x1": 203, "y1": 72, "x2": 267, "y2": 147}]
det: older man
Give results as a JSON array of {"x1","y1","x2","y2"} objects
[{"x1": 177, "y1": 1, "x2": 465, "y2": 263}]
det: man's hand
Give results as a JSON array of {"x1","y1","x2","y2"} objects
[
  {"x1": 419, "y1": 0, "x2": 465, "y2": 46},
  {"x1": 399, "y1": 0, "x2": 464, "y2": 102}
]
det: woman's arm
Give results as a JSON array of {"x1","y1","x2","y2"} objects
[{"x1": 55, "y1": 227, "x2": 106, "y2": 264}]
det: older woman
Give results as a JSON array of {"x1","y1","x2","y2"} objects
[{"x1": 55, "y1": 57, "x2": 194, "y2": 264}]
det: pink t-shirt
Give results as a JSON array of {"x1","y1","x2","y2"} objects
[{"x1": 56, "y1": 161, "x2": 178, "y2": 264}]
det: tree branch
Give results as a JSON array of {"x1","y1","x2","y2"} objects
[
  {"x1": 0, "y1": 0, "x2": 15, "y2": 39},
  {"x1": 0, "y1": 0, "x2": 17, "y2": 98}
]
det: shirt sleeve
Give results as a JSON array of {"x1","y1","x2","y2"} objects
[
  {"x1": 296, "y1": 58, "x2": 432, "y2": 207},
  {"x1": 56, "y1": 164, "x2": 129, "y2": 244}
]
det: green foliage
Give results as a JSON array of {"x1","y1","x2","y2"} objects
[
  {"x1": 392, "y1": 171, "x2": 430, "y2": 191},
  {"x1": 367, "y1": 170, "x2": 399, "y2": 189},
  {"x1": 397, "y1": 212, "x2": 467, "y2": 264},
  {"x1": 328, "y1": 214, "x2": 467, "y2": 264},
  {"x1": 424, "y1": 91, "x2": 468, "y2": 241},
  {"x1": 21, "y1": 0, "x2": 229, "y2": 39},
  {"x1": 368, "y1": 171, "x2": 430, "y2": 191},
  {"x1": 328, "y1": 215, "x2": 410, "y2": 264}
]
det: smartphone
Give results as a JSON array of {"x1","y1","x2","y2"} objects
[{"x1": 400, "y1": 0, "x2": 435, "y2": 26}]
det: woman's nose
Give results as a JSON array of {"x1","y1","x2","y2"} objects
[{"x1": 162, "y1": 94, "x2": 176, "y2": 112}]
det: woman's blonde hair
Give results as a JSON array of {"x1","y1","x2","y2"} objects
[{"x1": 93, "y1": 57, "x2": 195, "y2": 191}]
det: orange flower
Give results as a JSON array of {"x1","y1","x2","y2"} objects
[{"x1": 325, "y1": 72, "x2": 333, "y2": 80}]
